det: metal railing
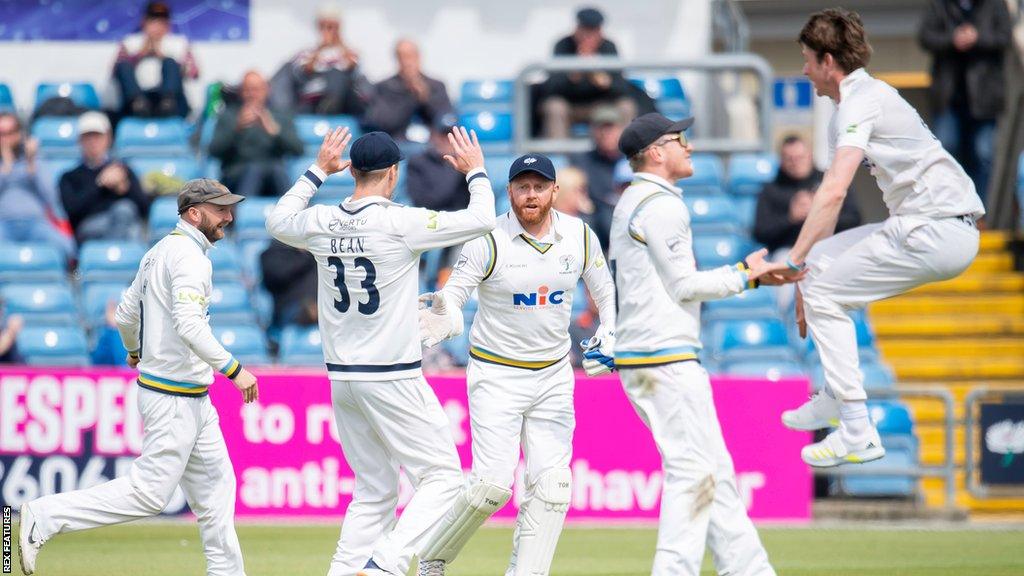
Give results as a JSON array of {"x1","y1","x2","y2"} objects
[
  {"x1": 810, "y1": 386, "x2": 958, "y2": 510},
  {"x1": 963, "y1": 387, "x2": 1024, "y2": 499},
  {"x1": 512, "y1": 53, "x2": 774, "y2": 155}
]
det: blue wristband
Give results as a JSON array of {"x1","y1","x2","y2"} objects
[{"x1": 786, "y1": 258, "x2": 806, "y2": 272}]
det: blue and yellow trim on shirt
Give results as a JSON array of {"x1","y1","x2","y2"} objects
[
  {"x1": 518, "y1": 234, "x2": 554, "y2": 254},
  {"x1": 627, "y1": 191, "x2": 673, "y2": 246},
  {"x1": 220, "y1": 358, "x2": 243, "y2": 379},
  {"x1": 469, "y1": 346, "x2": 565, "y2": 370},
  {"x1": 137, "y1": 372, "x2": 211, "y2": 397},
  {"x1": 734, "y1": 262, "x2": 758, "y2": 290},
  {"x1": 616, "y1": 346, "x2": 700, "y2": 368},
  {"x1": 482, "y1": 233, "x2": 498, "y2": 281}
]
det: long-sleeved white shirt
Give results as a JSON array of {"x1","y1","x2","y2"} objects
[
  {"x1": 441, "y1": 210, "x2": 615, "y2": 369},
  {"x1": 115, "y1": 220, "x2": 241, "y2": 396},
  {"x1": 266, "y1": 164, "x2": 495, "y2": 380},
  {"x1": 609, "y1": 173, "x2": 753, "y2": 367}
]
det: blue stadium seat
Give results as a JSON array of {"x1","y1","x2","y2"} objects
[
  {"x1": 1, "y1": 283, "x2": 78, "y2": 325},
  {"x1": 209, "y1": 283, "x2": 256, "y2": 324},
  {"x1": 18, "y1": 325, "x2": 90, "y2": 366},
  {"x1": 692, "y1": 234, "x2": 749, "y2": 269},
  {"x1": 804, "y1": 312, "x2": 877, "y2": 360},
  {"x1": 148, "y1": 196, "x2": 180, "y2": 239},
  {"x1": 682, "y1": 184, "x2": 725, "y2": 197},
  {"x1": 253, "y1": 287, "x2": 274, "y2": 328},
  {"x1": 78, "y1": 240, "x2": 146, "y2": 284},
  {"x1": 684, "y1": 195, "x2": 742, "y2": 235},
  {"x1": 810, "y1": 360, "x2": 896, "y2": 392},
  {"x1": 458, "y1": 111, "x2": 513, "y2": 153},
  {"x1": 209, "y1": 243, "x2": 243, "y2": 281},
  {"x1": 570, "y1": 281, "x2": 588, "y2": 322},
  {"x1": 703, "y1": 286, "x2": 778, "y2": 321},
  {"x1": 35, "y1": 82, "x2": 100, "y2": 111},
  {"x1": 460, "y1": 79, "x2": 514, "y2": 112},
  {"x1": 869, "y1": 400, "x2": 914, "y2": 435},
  {"x1": 0, "y1": 83, "x2": 12, "y2": 111},
  {"x1": 82, "y1": 282, "x2": 129, "y2": 328},
  {"x1": 840, "y1": 401, "x2": 918, "y2": 497},
  {"x1": 1018, "y1": 152, "x2": 1024, "y2": 188},
  {"x1": 707, "y1": 318, "x2": 796, "y2": 363},
  {"x1": 115, "y1": 118, "x2": 190, "y2": 156},
  {"x1": 294, "y1": 114, "x2": 362, "y2": 153},
  {"x1": 484, "y1": 153, "x2": 516, "y2": 196},
  {"x1": 721, "y1": 359, "x2": 807, "y2": 381},
  {"x1": 628, "y1": 77, "x2": 690, "y2": 120},
  {"x1": 211, "y1": 323, "x2": 269, "y2": 365},
  {"x1": 685, "y1": 154, "x2": 724, "y2": 187},
  {"x1": 234, "y1": 197, "x2": 276, "y2": 240},
  {"x1": 239, "y1": 239, "x2": 270, "y2": 285},
  {"x1": 728, "y1": 153, "x2": 778, "y2": 196},
  {"x1": 31, "y1": 117, "x2": 80, "y2": 158},
  {"x1": 0, "y1": 243, "x2": 65, "y2": 283},
  {"x1": 127, "y1": 156, "x2": 201, "y2": 184},
  {"x1": 38, "y1": 157, "x2": 79, "y2": 188},
  {"x1": 734, "y1": 195, "x2": 758, "y2": 231},
  {"x1": 278, "y1": 325, "x2": 324, "y2": 365}
]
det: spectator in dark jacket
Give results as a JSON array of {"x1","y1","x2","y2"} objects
[
  {"x1": 209, "y1": 71, "x2": 304, "y2": 197},
  {"x1": 919, "y1": 0, "x2": 1012, "y2": 202},
  {"x1": 261, "y1": 239, "x2": 318, "y2": 328},
  {"x1": 60, "y1": 112, "x2": 149, "y2": 244},
  {"x1": 364, "y1": 39, "x2": 453, "y2": 139},
  {"x1": 405, "y1": 116, "x2": 470, "y2": 212},
  {"x1": 753, "y1": 135, "x2": 861, "y2": 255},
  {"x1": 569, "y1": 105, "x2": 625, "y2": 246},
  {"x1": 540, "y1": 7, "x2": 638, "y2": 138}
]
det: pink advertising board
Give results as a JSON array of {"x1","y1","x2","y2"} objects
[{"x1": 0, "y1": 367, "x2": 812, "y2": 521}]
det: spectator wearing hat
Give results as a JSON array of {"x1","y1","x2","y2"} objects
[
  {"x1": 364, "y1": 39, "x2": 454, "y2": 139},
  {"x1": 569, "y1": 105, "x2": 626, "y2": 245},
  {"x1": 406, "y1": 115, "x2": 471, "y2": 212},
  {"x1": 113, "y1": 1, "x2": 197, "y2": 118},
  {"x1": 0, "y1": 112, "x2": 76, "y2": 259},
  {"x1": 60, "y1": 112, "x2": 150, "y2": 244},
  {"x1": 270, "y1": 3, "x2": 372, "y2": 116},
  {"x1": 541, "y1": 7, "x2": 638, "y2": 138},
  {"x1": 209, "y1": 71, "x2": 304, "y2": 198}
]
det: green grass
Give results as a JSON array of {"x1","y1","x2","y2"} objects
[{"x1": 13, "y1": 522, "x2": 1024, "y2": 575}]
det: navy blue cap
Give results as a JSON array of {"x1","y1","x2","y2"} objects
[
  {"x1": 508, "y1": 154, "x2": 556, "y2": 182},
  {"x1": 350, "y1": 131, "x2": 404, "y2": 171},
  {"x1": 618, "y1": 113, "x2": 694, "y2": 157},
  {"x1": 577, "y1": 7, "x2": 604, "y2": 28}
]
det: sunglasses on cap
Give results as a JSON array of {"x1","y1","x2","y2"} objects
[{"x1": 649, "y1": 131, "x2": 689, "y2": 149}]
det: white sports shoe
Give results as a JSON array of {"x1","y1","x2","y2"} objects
[
  {"x1": 801, "y1": 428, "x2": 886, "y2": 468},
  {"x1": 419, "y1": 559, "x2": 446, "y2": 576},
  {"x1": 19, "y1": 502, "x2": 44, "y2": 575},
  {"x1": 781, "y1": 390, "x2": 840, "y2": 431}
]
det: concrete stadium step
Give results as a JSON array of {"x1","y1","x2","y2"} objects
[
  {"x1": 966, "y1": 252, "x2": 1014, "y2": 272},
  {"x1": 870, "y1": 294, "x2": 1024, "y2": 315},
  {"x1": 909, "y1": 272, "x2": 1024, "y2": 295},
  {"x1": 878, "y1": 338, "x2": 1024, "y2": 359},
  {"x1": 870, "y1": 314, "x2": 1024, "y2": 337},
  {"x1": 892, "y1": 358, "x2": 1024, "y2": 381}
]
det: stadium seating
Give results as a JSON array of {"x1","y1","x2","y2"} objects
[
  {"x1": 1, "y1": 282, "x2": 78, "y2": 325},
  {"x1": 727, "y1": 153, "x2": 778, "y2": 196},
  {"x1": 78, "y1": 240, "x2": 146, "y2": 284},
  {"x1": 733, "y1": 195, "x2": 758, "y2": 231},
  {"x1": 148, "y1": 196, "x2": 180, "y2": 239},
  {"x1": 82, "y1": 282, "x2": 129, "y2": 328},
  {"x1": 127, "y1": 156, "x2": 202, "y2": 185},
  {"x1": 692, "y1": 234, "x2": 749, "y2": 269},
  {"x1": 810, "y1": 359, "x2": 896, "y2": 392},
  {"x1": 38, "y1": 157, "x2": 78, "y2": 187},
  {"x1": 686, "y1": 154, "x2": 725, "y2": 187},
  {"x1": 115, "y1": 118, "x2": 190, "y2": 157},
  {"x1": 211, "y1": 323, "x2": 270, "y2": 365},
  {"x1": 278, "y1": 324, "x2": 324, "y2": 365},
  {"x1": 234, "y1": 197, "x2": 277, "y2": 241},
  {"x1": 707, "y1": 317, "x2": 796, "y2": 363},
  {"x1": 209, "y1": 283, "x2": 256, "y2": 324},
  {"x1": 684, "y1": 194, "x2": 742, "y2": 235},
  {"x1": 721, "y1": 359, "x2": 807, "y2": 381},
  {"x1": 209, "y1": 243, "x2": 243, "y2": 281},
  {"x1": 35, "y1": 81, "x2": 100, "y2": 111},
  {"x1": 31, "y1": 116, "x2": 79, "y2": 157},
  {"x1": 702, "y1": 285, "x2": 778, "y2": 321},
  {"x1": 839, "y1": 400, "x2": 918, "y2": 497},
  {"x1": 17, "y1": 325, "x2": 90, "y2": 366},
  {"x1": 294, "y1": 114, "x2": 361, "y2": 154},
  {"x1": 460, "y1": 79, "x2": 514, "y2": 112},
  {"x1": 682, "y1": 184, "x2": 725, "y2": 197},
  {"x1": 0, "y1": 82, "x2": 12, "y2": 111},
  {"x1": 288, "y1": 156, "x2": 355, "y2": 196},
  {"x1": 0, "y1": 243, "x2": 65, "y2": 283},
  {"x1": 239, "y1": 239, "x2": 270, "y2": 285},
  {"x1": 628, "y1": 76, "x2": 690, "y2": 119},
  {"x1": 458, "y1": 111, "x2": 513, "y2": 153}
]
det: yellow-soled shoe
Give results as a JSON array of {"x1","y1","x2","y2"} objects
[{"x1": 801, "y1": 428, "x2": 886, "y2": 468}]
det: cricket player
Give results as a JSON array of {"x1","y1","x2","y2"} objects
[
  {"x1": 18, "y1": 180, "x2": 259, "y2": 576},
  {"x1": 416, "y1": 154, "x2": 617, "y2": 576},
  {"x1": 770, "y1": 9, "x2": 984, "y2": 467},
  {"x1": 610, "y1": 112, "x2": 783, "y2": 576},
  {"x1": 265, "y1": 126, "x2": 495, "y2": 576}
]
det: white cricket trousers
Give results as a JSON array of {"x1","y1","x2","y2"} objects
[
  {"x1": 328, "y1": 377, "x2": 462, "y2": 576},
  {"x1": 619, "y1": 362, "x2": 774, "y2": 576},
  {"x1": 27, "y1": 386, "x2": 245, "y2": 576},
  {"x1": 801, "y1": 215, "x2": 979, "y2": 401}
]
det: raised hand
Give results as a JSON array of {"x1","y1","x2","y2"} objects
[
  {"x1": 442, "y1": 126, "x2": 485, "y2": 175},
  {"x1": 315, "y1": 126, "x2": 352, "y2": 176}
]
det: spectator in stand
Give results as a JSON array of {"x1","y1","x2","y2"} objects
[
  {"x1": 406, "y1": 115, "x2": 470, "y2": 211},
  {"x1": 0, "y1": 113, "x2": 75, "y2": 259},
  {"x1": 753, "y1": 135, "x2": 861, "y2": 257},
  {"x1": 541, "y1": 7, "x2": 638, "y2": 138},
  {"x1": 60, "y1": 112, "x2": 150, "y2": 244},
  {"x1": 91, "y1": 301, "x2": 129, "y2": 367},
  {"x1": 919, "y1": 0, "x2": 1011, "y2": 205},
  {"x1": 112, "y1": 1, "x2": 197, "y2": 118},
  {"x1": 209, "y1": 71, "x2": 304, "y2": 197},
  {"x1": 569, "y1": 105, "x2": 626, "y2": 245},
  {"x1": 0, "y1": 301, "x2": 23, "y2": 364},
  {"x1": 269, "y1": 3, "x2": 372, "y2": 116},
  {"x1": 260, "y1": 239, "x2": 319, "y2": 329},
  {"x1": 554, "y1": 166, "x2": 596, "y2": 229},
  {"x1": 364, "y1": 39, "x2": 454, "y2": 139},
  {"x1": 613, "y1": 157, "x2": 633, "y2": 194}
]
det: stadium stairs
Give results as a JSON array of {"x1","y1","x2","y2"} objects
[{"x1": 868, "y1": 230, "x2": 1024, "y2": 516}]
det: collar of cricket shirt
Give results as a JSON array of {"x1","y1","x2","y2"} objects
[
  {"x1": 507, "y1": 209, "x2": 565, "y2": 254},
  {"x1": 633, "y1": 172, "x2": 682, "y2": 197},
  {"x1": 339, "y1": 194, "x2": 400, "y2": 215},
  {"x1": 173, "y1": 218, "x2": 214, "y2": 253},
  {"x1": 839, "y1": 67, "x2": 869, "y2": 101}
]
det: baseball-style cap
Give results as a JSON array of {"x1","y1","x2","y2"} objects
[
  {"x1": 145, "y1": 1, "x2": 171, "y2": 19},
  {"x1": 508, "y1": 154, "x2": 557, "y2": 182},
  {"x1": 177, "y1": 179, "x2": 245, "y2": 214},
  {"x1": 78, "y1": 111, "x2": 111, "y2": 135},
  {"x1": 618, "y1": 112, "x2": 694, "y2": 157},
  {"x1": 350, "y1": 131, "x2": 404, "y2": 171},
  {"x1": 577, "y1": 7, "x2": 604, "y2": 28}
]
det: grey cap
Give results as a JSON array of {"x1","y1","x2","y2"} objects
[{"x1": 177, "y1": 179, "x2": 245, "y2": 214}]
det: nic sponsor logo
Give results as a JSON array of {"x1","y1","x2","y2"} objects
[{"x1": 512, "y1": 285, "x2": 566, "y2": 307}]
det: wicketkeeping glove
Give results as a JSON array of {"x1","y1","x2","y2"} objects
[
  {"x1": 580, "y1": 325, "x2": 615, "y2": 376},
  {"x1": 417, "y1": 291, "x2": 464, "y2": 348}
]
